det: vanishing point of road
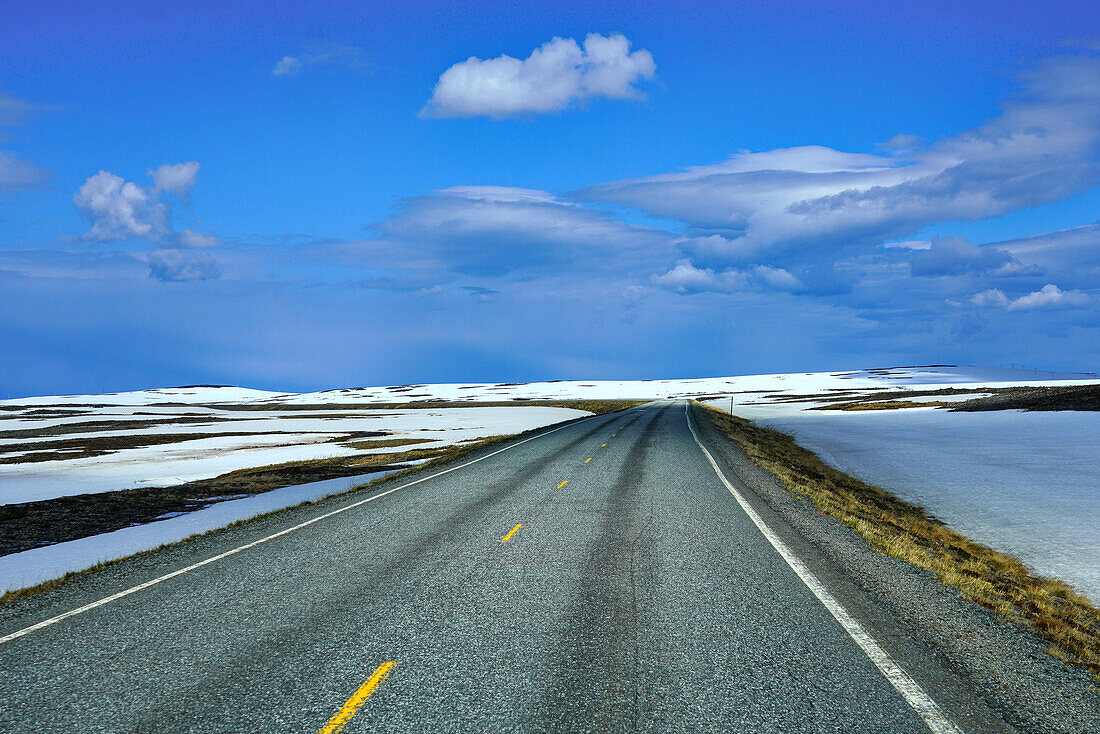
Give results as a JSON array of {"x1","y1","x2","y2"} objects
[{"x1": 0, "y1": 402, "x2": 992, "y2": 732}]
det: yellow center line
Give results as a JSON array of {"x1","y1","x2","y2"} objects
[
  {"x1": 584, "y1": 457, "x2": 592, "y2": 463},
  {"x1": 501, "y1": 524, "x2": 523, "y2": 543},
  {"x1": 611, "y1": 434, "x2": 616, "y2": 437},
  {"x1": 318, "y1": 661, "x2": 396, "y2": 734},
  {"x1": 601, "y1": 443, "x2": 606, "y2": 447},
  {"x1": 557, "y1": 480, "x2": 569, "y2": 489}
]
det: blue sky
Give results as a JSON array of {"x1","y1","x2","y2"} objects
[{"x1": 2, "y1": 1, "x2": 1099, "y2": 397}]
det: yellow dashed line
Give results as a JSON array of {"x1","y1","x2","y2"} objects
[
  {"x1": 318, "y1": 662, "x2": 396, "y2": 734},
  {"x1": 557, "y1": 480, "x2": 569, "y2": 489},
  {"x1": 501, "y1": 524, "x2": 523, "y2": 543},
  {"x1": 584, "y1": 457, "x2": 592, "y2": 463}
]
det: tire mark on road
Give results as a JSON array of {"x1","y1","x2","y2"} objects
[{"x1": 541, "y1": 404, "x2": 667, "y2": 732}]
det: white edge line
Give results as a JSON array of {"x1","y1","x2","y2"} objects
[
  {"x1": 685, "y1": 403, "x2": 964, "y2": 734},
  {"x1": 0, "y1": 412, "x2": 608, "y2": 646}
]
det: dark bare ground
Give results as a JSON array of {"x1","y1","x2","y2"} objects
[
  {"x1": 0, "y1": 432, "x2": 311, "y2": 464},
  {"x1": 801, "y1": 384, "x2": 1100, "y2": 412},
  {"x1": 0, "y1": 449, "x2": 436, "y2": 557},
  {"x1": 0, "y1": 418, "x2": 215, "y2": 441},
  {"x1": 952, "y1": 383, "x2": 1100, "y2": 411}
]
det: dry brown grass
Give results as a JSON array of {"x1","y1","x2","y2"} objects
[
  {"x1": 811, "y1": 400, "x2": 954, "y2": 411},
  {"x1": 696, "y1": 402, "x2": 1100, "y2": 678},
  {"x1": 341, "y1": 437, "x2": 437, "y2": 450}
]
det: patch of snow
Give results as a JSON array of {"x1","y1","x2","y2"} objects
[
  {"x1": 0, "y1": 469, "x2": 403, "y2": 595},
  {"x1": 0, "y1": 406, "x2": 590, "y2": 504},
  {"x1": 746, "y1": 409, "x2": 1100, "y2": 603}
]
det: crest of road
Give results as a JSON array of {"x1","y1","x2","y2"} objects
[{"x1": 0, "y1": 402, "x2": 1000, "y2": 732}]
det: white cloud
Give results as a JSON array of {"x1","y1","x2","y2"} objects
[
  {"x1": 147, "y1": 248, "x2": 220, "y2": 282},
  {"x1": 272, "y1": 56, "x2": 304, "y2": 77},
  {"x1": 421, "y1": 33, "x2": 655, "y2": 118},
  {"x1": 1008, "y1": 284, "x2": 1089, "y2": 310},
  {"x1": 651, "y1": 260, "x2": 747, "y2": 294},
  {"x1": 651, "y1": 261, "x2": 812, "y2": 296},
  {"x1": 73, "y1": 171, "x2": 170, "y2": 241},
  {"x1": 970, "y1": 289, "x2": 1011, "y2": 308},
  {"x1": 75, "y1": 164, "x2": 203, "y2": 242},
  {"x1": 150, "y1": 161, "x2": 200, "y2": 196},
  {"x1": 176, "y1": 229, "x2": 221, "y2": 248},
  {"x1": 752, "y1": 265, "x2": 803, "y2": 291},
  {"x1": 971, "y1": 283, "x2": 1089, "y2": 310},
  {"x1": 72, "y1": 164, "x2": 222, "y2": 282},
  {"x1": 271, "y1": 43, "x2": 369, "y2": 77},
  {"x1": 584, "y1": 55, "x2": 1100, "y2": 265}
]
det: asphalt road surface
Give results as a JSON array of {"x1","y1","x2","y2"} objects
[{"x1": 0, "y1": 402, "x2": 979, "y2": 732}]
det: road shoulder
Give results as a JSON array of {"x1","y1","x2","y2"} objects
[{"x1": 689, "y1": 401, "x2": 1100, "y2": 734}]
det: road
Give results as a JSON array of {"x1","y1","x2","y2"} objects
[{"x1": 0, "y1": 401, "x2": 976, "y2": 732}]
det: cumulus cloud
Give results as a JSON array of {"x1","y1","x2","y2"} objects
[
  {"x1": 74, "y1": 163, "x2": 202, "y2": 242},
  {"x1": 272, "y1": 42, "x2": 369, "y2": 77},
  {"x1": 651, "y1": 260, "x2": 816, "y2": 296},
  {"x1": 72, "y1": 163, "x2": 222, "y2": 281},
  {"x1": 147, "y1": 248, "x2": 220, "y2": 282},
  {"x1": 971, "y1": 283, "x2": 1089, "y2": 310},
  {"x1": 421, "y1": 33, "x2": 655, "y2": 118},
  {"x1": 909, "y1": 236, "x2": 1021, "y2": 277},
  {"x1": 73, "y1": 171, "x2": 170, "y2": 241},
  {"x1": 583, "y1": 54, "x2": 1100, "y2": 266},
  {"x1": 150, "y1": 161, "x2": 200, "y2": 196},
  {"x1": 651, "y1": 261, "x2": 747, "y2": 294}
]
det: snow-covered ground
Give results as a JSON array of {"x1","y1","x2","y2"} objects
[
  {"x1": 2, "y1": 364, "x2": 1097, "y2": 599},
  {"x1": 0, "y1": 469, "x2": 406, "y2": 593},
  {"x1": 9, "y1": 365, "x2": 1092, "y2": 408},
  {"x1": 0, "y1": 406, "x2": 591, "y2": 504}
]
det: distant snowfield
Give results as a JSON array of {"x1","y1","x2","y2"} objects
[
  {"x1": 0, "y1": 406, "x2": 591, "y2": 504},
  {"x1": 1, "y1": 364, "x2": 1098, "y2": 599}
]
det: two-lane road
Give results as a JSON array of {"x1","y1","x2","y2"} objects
[{"x1": 0, "y1": 402, "x2": 969, "y2": 732}]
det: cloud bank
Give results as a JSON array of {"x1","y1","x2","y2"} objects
[
  {"x1": 582, "y1": 55, "x2": 1100, "y2": 272},
  {"x1": 422, "y1": 33, "x2": 655, "y2": 118}
]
